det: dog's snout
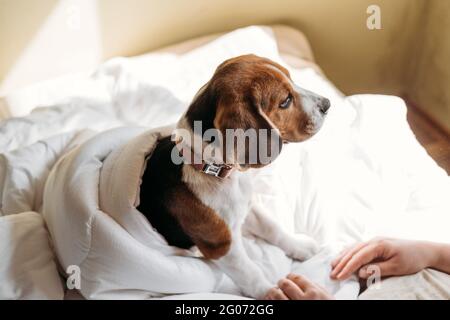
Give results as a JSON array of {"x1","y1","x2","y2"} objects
[{"x1": 319, "y1": 98, "x2": 330, "y2": 115}]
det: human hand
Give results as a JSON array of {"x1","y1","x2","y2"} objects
[
  {"x1": 330, "y1": 238, "x2": 436, "y2": 280},
  {"x1": 264, "y1": 274, "x2": 334, "y2": 300}
]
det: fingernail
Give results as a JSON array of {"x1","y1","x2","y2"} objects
[{"x1": 278, "y1": 279, "x2": 288, "y2": 287}]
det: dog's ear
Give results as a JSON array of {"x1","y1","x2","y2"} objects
[
  {"x1": 185, "y1": 81, "x2": 218, "y2": 138},
  {"x1": 214, "y1": 93, "x2": 282, "y2": 168}
]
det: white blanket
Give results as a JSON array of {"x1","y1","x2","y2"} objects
[
  {"x1": 0, "y1": 212, "x2": 63, "y2": 299},
  {"x1": 39, "y1": 125, "x2": 357, "y2": 299},
  {"x1": 0, "y1": 25, "x2": 449, "y2": 299}
]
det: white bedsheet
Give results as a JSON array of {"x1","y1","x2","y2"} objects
[{"x1": 0, "y1": 25, "x2": 449, "y2": 300}]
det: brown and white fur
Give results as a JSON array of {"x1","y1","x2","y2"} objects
[{"x1": 138, "y1": 54, "x2": 331, "y2": 299}]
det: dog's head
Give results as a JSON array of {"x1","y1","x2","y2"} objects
[{"x1": 186, "y1": 54, "x2": 330, "y2": 169}]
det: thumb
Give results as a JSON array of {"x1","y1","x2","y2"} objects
[{"x1": 358, "y1": 261, "x2": 395, "y2": 279}]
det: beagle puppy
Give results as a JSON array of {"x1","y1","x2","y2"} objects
[{"x1": 138, "y1": 54, "x2": 330, "y2": 298}]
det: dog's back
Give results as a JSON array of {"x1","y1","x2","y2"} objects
[{"x1": 138, "y1": 136, "x2": 194, "y2": 249}]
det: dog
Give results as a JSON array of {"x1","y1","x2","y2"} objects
[{"x1": 137, "y1": 54, "x2": 330, "y2": 298}]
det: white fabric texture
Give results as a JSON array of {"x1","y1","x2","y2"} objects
[
  {"x1": 0, "y1": 25, "x2": 449, "y2": 299},
  {"x1": 359, "y1": 269, "x2": 450, "y2": 300},
  {"x1": 41, "y1": 125, "x2": 357, "y2": 299},
  {"x1": 0, "y1": 212, "x2": 63, "y2": 299}
]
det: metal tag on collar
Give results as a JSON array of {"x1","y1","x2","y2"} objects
[{"x1": 202, "y1": 163, "x2": 223, "y2": 178}]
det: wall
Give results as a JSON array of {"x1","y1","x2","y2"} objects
[
  {"x1": 0, "y1": 0, "x2": 447, "y2": 129},
  {"x1": 405, "y1": 0, "x2": 450, "y2": 131},
  {"x1": 0, "y1": 0, "x2": 100, "y2": 95}
]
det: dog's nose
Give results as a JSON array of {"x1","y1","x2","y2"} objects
[{"x1": 319, "y1": 98, "x2": 330, "y2": 115}]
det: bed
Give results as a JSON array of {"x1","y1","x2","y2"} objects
[{"x1": 0, "y1": 25, "x2": 449, "y2": 300}]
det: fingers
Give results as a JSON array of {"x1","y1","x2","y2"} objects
[
  {"x1": 331, "y1": 246, "x2": 353, "y2": 268},
  {"x1": 266, "y1": 274, "x2": 315, "y2": 300},
  {"x1": 358, "y1": 261, "x2": 395, "y2": 279},
  {"x1": 264, "y1": 287, "x2": 289, "y2": 300},
  {"x1": 333, "y1": 243, "x2": 384, "y2": 280},
  {"x1": 287, "y1": 273, "x2": 315, "y2": 289},
  {"x1": 278, "y1": 278, "x2": 305, "y2": 300},
  {"x1": 358, "y1": 265, "x2": 374, "y2": 279},
  {"x1": 332, "y1": 242, "x2": 369, "y2": 268},
  {"x1": 274, "y1": 274, "x2": 335, "y2": 300},
  {"x1": 281, "y1": 274, "x2": 333, "y2": 300},
  {"x1": 330, "y1": 242, "x2": 369, "y2": 278},
  {"x1": 266, "y1": 276, "x2": 313, "y2": 300}
]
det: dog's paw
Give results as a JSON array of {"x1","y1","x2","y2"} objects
[{"x1": 283, "y1": 234, "x2": 319, "y2": 261}]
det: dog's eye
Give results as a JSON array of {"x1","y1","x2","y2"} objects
[{"x1": 279, "y1": 94, "x2": 292, "y2": 109}]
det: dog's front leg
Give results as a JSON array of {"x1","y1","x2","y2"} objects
[
  {"x1": 244, "y1": 203, "x2": 318, "y2": 261},
  {"x1": 214, "y1": 229, "x2": 273, "y2": 299}
]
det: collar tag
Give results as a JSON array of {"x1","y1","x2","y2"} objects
[
  {"x1": 202, "y1": 163, "x2": 223, "y2": 177},
  {"x1": 175, "y1": 139, "x2": 233, "y2": 179}
]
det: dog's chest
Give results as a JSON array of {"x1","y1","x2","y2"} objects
[
  {"x1": 209, "y1": 177, "x2": 252, "y2": 228},
  {"x1": 185, "y1": 169, "x2": 253, "y2": 229}
]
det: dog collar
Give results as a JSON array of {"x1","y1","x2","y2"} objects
[{"x1": 175, "y1": 139, "x2": 234, "y2": 179}]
